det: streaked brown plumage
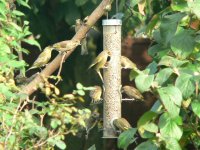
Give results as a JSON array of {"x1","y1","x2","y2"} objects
[
  {"x1": 113, "y1": 118, "x2": 132, "y2": 131},
  {"x1": 88, "y1": 49, "x2": 111, "y2": 82},
  {"x1": 27, "y1": 46, "x2": 53, "y2": 71},
  {"x1": 75, "y1": 19, "x2": 88, "y2": 55},
  {"x1": 122, "y1": 85, "x2": 144, "y2": 100},
  {"x1": 53, "y1": 40, "x2": 80, "y2": 52},
  {"x1": 89, "y1": 86, "x2": 102, "y2": 104},
  {"x1": 121, "y1": 56, "x2": 137, "y2": 69}
]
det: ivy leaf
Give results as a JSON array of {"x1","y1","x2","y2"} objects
[
  {"x1": 170, "y1": 28, "x2": 195, "y2": 59},
  {"x1": 159, "y1": 113, "x2": 183, "y2": 140},
  {"x1": 155, "y1": 68, "x2": 173, "y2": 86},
  {"x1": 117, "y1": 128, "x2": 137, "y2": 149},
  {"x1": 135, "y1": 140, "x2": 158, "y2": 150},
  {"x1": 175, "y1": 73, "x2": 195, "y2": 99},
  {"x1": 135, "y1": 74, "x2": 154, "y2": 93},
  {"x1": 191, "y1": 101, "x2": 200, "y2": 118},
  {"x1": 157, "y1": 86, "x2": 182, "y2": 117}
]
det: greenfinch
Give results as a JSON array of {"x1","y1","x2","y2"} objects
[
  {"x1": 75, "y1": 19, "x2": 88, "y2": 55},
  {"x1": 89, "y1": 86, "x2": 102, "y2": 104},
  {"x1": 52, "y1": 40, "x2": 80, "y2": 52},
  {"x1": 88, "y1": 49, "x2": 111, "y2": 82},
  {"x1": 122, "y1": 85, "x2": 144, "y2": 100},
  {"x1": 27, "y1": 46, "x2": 53, "y2": 71},
  {"x1": 113, "y1": 118, "x2": 132, "y2": 131},
  {"x1": 121, "y1": 56, "x2": 137, "y2": 69}
]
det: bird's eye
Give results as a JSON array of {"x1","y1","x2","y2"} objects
[{"x1": 107, "y1": 56, "x2": 111, "y2": 62}]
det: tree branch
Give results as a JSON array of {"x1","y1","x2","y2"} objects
[{"x1": 22, "y1": 0, "x2": 111, "y2": 96}]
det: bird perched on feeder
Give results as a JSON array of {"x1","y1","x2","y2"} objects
[
  {"x1": 52, "y1": 40, "x2": 80, "y2": 52},
  {"x1": 122, "y1": 85, "x2": 144, "y2": 100},
  {"x1": 121, "y1": 56, "x2": 137, "y2": 69},
  {"x1": 75, "y1": 19, "x2": 88, "y2": 55},
  {"x1": 89, "y1": 86, "x2": 102, "y2": 104},
  {"x1": 88, "y1": 49, "x2": 111, "y2": 83},
  {"x1": 27, "y1": 46, "x2": 53, "y2": 71},
  {"x1": 113, "y1": 118, "x2": 132, "y2": 131}
]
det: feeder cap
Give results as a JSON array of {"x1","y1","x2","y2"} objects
[{"x1": 102, "y1": 19, "x2": 122, "y2": 25}]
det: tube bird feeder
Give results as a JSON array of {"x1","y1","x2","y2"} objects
[{"x1": 102, "y1": 19, "x2": 122, "y2": 138}]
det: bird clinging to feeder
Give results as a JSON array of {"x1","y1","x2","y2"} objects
[
  {"x1": 88, "y1": 49, "x2": 111, "y2": 83},
  {"x1": 121, "y1": 56, "x2": 137, "y2": 69},
  {"x1": 112, "y1": 118, "x2": 132, "y2": 132},
  {"x1": 122, "y1": 85, "x2": 144, "y2": 101},
  {"x1": 52, "y1": 40, "x2": 81, "y2": 52},
  {"x1": 27, "y1": 46, "x2": 53, "y2": 71},
  {"x1": 89, "y1": 86, "x2": 102, "y2": 104},
  {"x1": 75, "y1": 19, "x2": 88, "y2": 55}
]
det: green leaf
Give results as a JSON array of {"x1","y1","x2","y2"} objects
[
  {"x1": 171, "y1": 0, "x2": 188, "y2": 12},
  {"x1": 165, "y1": 138, "x2": 181, "y2": 150},
  {"x1": 150, "y1": 100, "x2": 163, "y2": 113},
  {"x1": 135, "y1": 74, "x2": 154, "y2": 93},
  {"x1": 130, "y1": 0, "x2": 140, "y2": 7},
  {"x1": 12, "y1": 10, "x2": 25, "y2": 16},
  {"x1": 148, "y1": 44, "x2": 170, "y2": 58},
  {"x1": 188, "y1": 0, "x2": 200, "y2": 19},
  {"x1": 158, "y1": 56, "x2": 188, "y2": 67},
  {"x1": 143, "y1": 122, "x2": 158, "y2": 133},
  {"x1": 16, "y1": 0, "x2": 31, "y2": 8},
  {"x1": 170, "y1": 28, "x2": 195, "y2": 59},
  {"x1": 137, "y1": 111, "x2": 158, "y2": 127},
  {"x1": 191, "y1": 101, "x2": 200, "y2": 118},
  {"x1": 22, "y1": 39, "x2": 41, "y2": 50},
  {"x1": 155, "y1": 68, "x2": 173, "y2": 86},
  {"x1": 157, "y1": 86, "x2": 182, "y2": 117},
  {"x1": 159, "y1": 113, "x2": 183, "y2": 140},
  {"x1": 77, "y1": 90, "x2": 85, "y2": 96},
  {"x1": 75, "y1": 0, "x2": 89, "y2": 6},
  {"x1": 175, "y1": 73, "x2": 195, "y2": 99},
  {"x1": 145, "y1": 61, "x2": 158, "y2": 75},
  {"x1": 117, "y1": 128, "x2": 137, "y2": 149},
  {"x1": 55, "y1": 140, "x2": 66, "y2": 150},
  {"x1": 88, "y1": 144, "x2": 96, "y2": 150},
  {"x1": 135, "y1": 140, "x2": 158, "y2": 150},
  {"x1": 76, "y1": 83, "x2": 83, "y2": 90},
  {"x1": 160, "y1": 13, "x2": 185, "y2": 44},
  {"x1": 129, "y1": 69, "x2": 140, "y2": 81}
]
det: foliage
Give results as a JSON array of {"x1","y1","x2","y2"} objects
[
  {"x1": 117, "y1": 0, "x2": 200, "y2": 149},
  {"x1": 0, "y1": 0, "x2": 92, "y2": 149}
]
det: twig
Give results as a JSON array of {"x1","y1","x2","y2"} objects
[
  {"x1": 55, "y1": 53, "x2": 66, "y2": 85},
  {"x1": 21, "y1": 0, "x2": 112, "y2": 96}
]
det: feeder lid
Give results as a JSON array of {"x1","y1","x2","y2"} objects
[{"x1": 102, "y1": 19, "x2": 122, "y2": 26}]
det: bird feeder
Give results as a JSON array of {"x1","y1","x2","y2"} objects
[{"x1": 102, "y1": 19, "x2": 122, "y2": 138}]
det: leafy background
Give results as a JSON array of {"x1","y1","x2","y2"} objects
[{"x1": 1, "y1": 0, "x2": 200, "y2": 149}]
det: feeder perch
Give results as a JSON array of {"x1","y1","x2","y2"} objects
[{"x1": 102, "y1": 19, "x2": 122, "y2": 138}]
